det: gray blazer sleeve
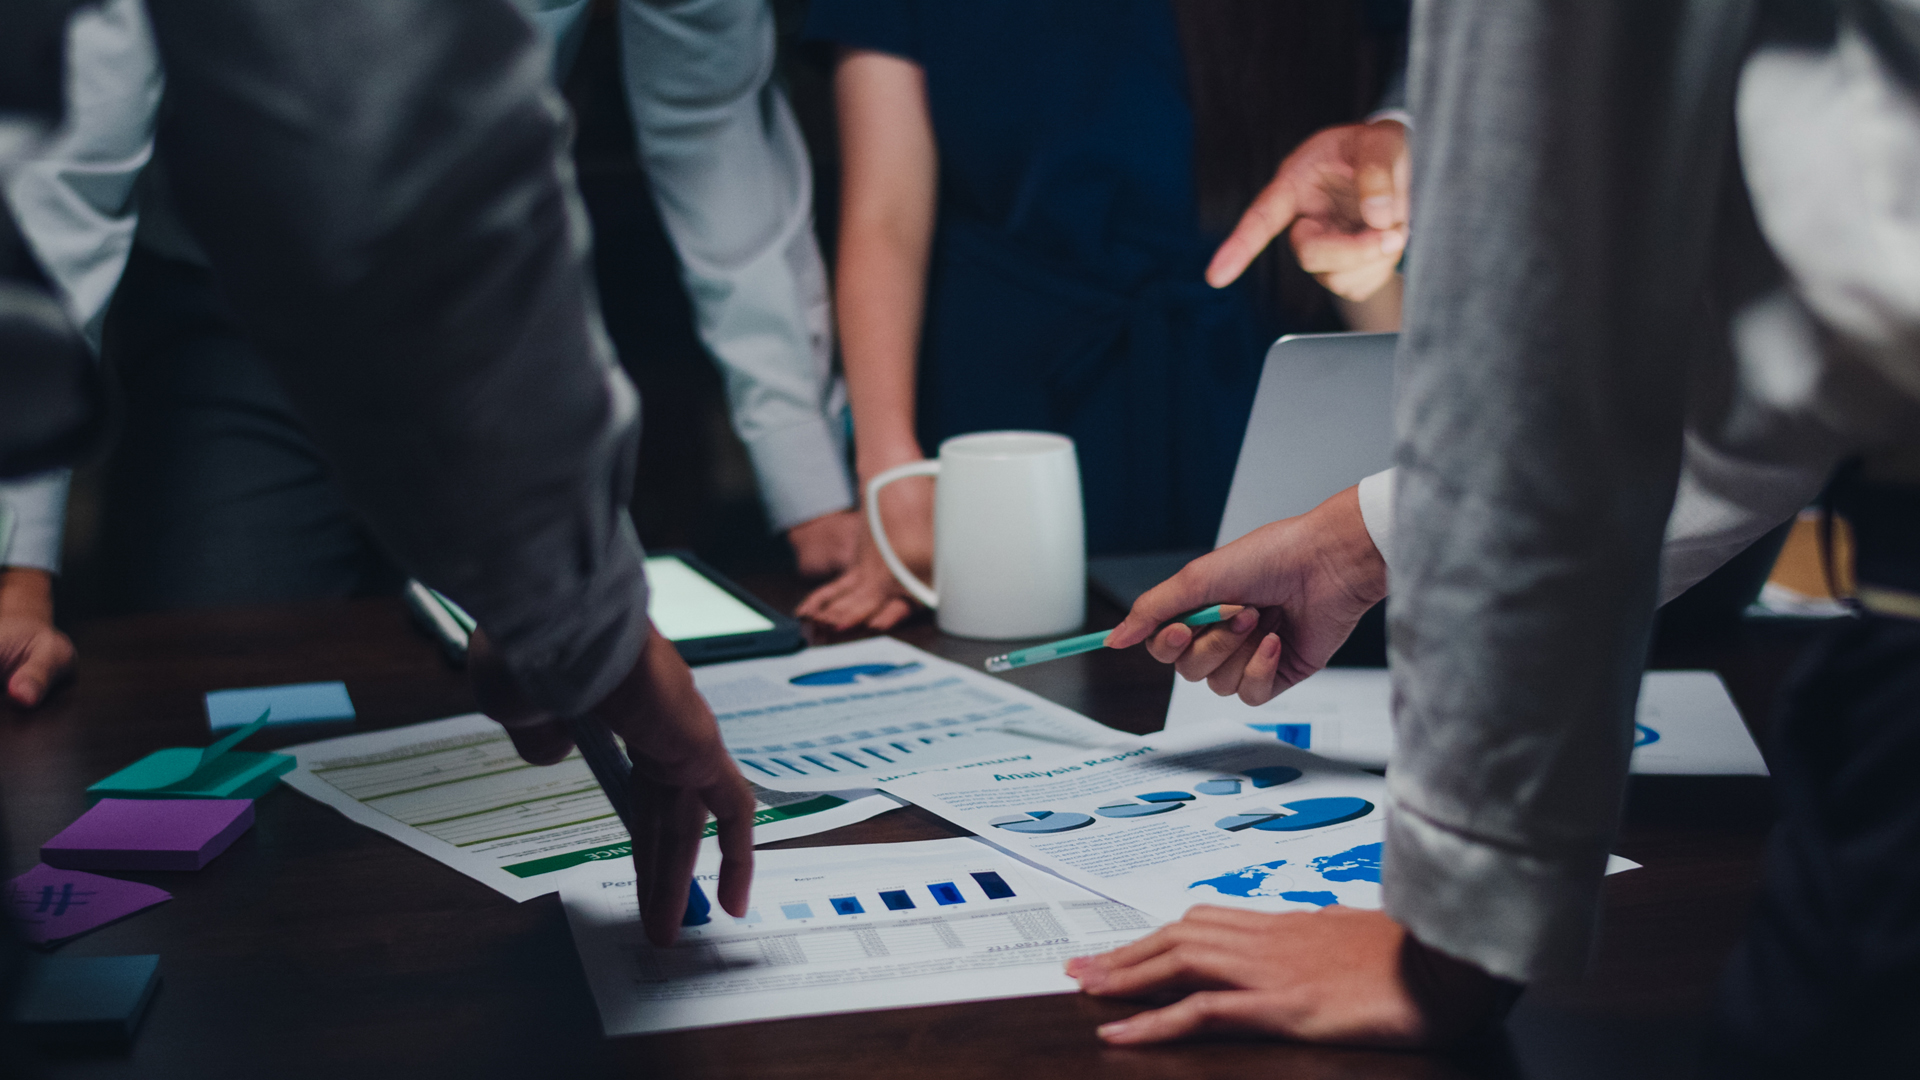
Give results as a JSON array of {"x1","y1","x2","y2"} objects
[
  {"x1": 1385, "y1": 0, "x2": 1756, "y2": 982},
  {"x1": 143, "y1": 0, "x2": 649, "y2": 716}
]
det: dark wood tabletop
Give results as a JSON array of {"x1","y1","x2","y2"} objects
[{"x1": 0, "y1": 582, "x2": 1818, "y2": 1080}]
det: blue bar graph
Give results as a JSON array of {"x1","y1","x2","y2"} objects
[
  {"x1": 929, "y1": 882, "x2": 965, "y2": 906},
  {"x1": 969, "y1": 872, "x2": 1015, "y2": 899},
  {"x1": 880, "y1": 890, "x2": 916, "y2": 911},
  {"x1": 781, "y1": 902, "x2": 814, "y2": 920},
  {"x1": 830, "y1": 896, "x2": 865, "y2": 915}
]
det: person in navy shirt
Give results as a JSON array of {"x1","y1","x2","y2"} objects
[{"x1": 798, "y1": 0, "x2": 1411, "y2": 630}]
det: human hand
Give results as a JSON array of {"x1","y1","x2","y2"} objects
[
  {"x1": 1105, "y1": 486, "x2": 1385, "y2": 704},
  {"x1": 0, "y1": 568, "x2": 75, "y2": 708},
  {"x1": 469, "y1": 623, "x2": 755, "y2": 946},
  {"x1": 1066, "y1": 905, "x2": 1514, "y2": 1047},
  {"x1": 1206, "y1": 119, "x2": 1409, "y2": 303},
  {"x1": 787, "y1": 509, "x2": 865, "y2": 579},
  {"x1": 794, "y1": 474, "x2": 932, "y2": 631}
]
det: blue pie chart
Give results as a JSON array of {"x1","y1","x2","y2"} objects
[
  {"x1": 1096, "y1": 801, "x2": 1183, "y2": 819},
  {"x1": 1252, "y1": 797, "x2": 1374, "y2": 831},
  {"x1": 1245, "y1": 766, "x2": 1303, "y2": 789},
  {"x1": 1214, "y1": 808, "x2": 1283, "y2": 831},
  {"x1": 990, "y1": 811, "x2": 1095, "y2": 834}
]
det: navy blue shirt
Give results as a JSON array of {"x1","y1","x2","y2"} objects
[{"x1": 809, "y1": 0, "x2": 1275, "y2": 552}]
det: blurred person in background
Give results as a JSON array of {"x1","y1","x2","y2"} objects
[{"x1": 798, "y1": 0, "x2": 1415, "y2": 631}]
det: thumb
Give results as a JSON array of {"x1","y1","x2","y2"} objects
[
  {"x1": 1206, "y1": 177, "x2": 1300, "y2": 288},
  {"x1": 1356, "y1": 159, "x2": 1398, "y2": 232},
  {"x1": 6, "y1": 631, "x2": 74, "y2": 707},
  {"x1": 1107, "y1": 564, "x2": 1217, "y2": 650},
  {"x1": 8, "y1": 669, "x2": 45, "y2": 707}
]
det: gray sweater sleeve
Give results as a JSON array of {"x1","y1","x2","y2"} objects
[
  {"x1": 1384, "y1": 0, "x2": 1756, "y2": 981},
  {"x1": 143, "y1": 0, "x2": 648, "y2": 716}
]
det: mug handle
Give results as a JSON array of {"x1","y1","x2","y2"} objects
[{"x1": 865, "y1": 460, "x2": 941, "y2": 608}]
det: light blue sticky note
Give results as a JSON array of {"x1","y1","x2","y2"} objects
[{"x1": 205, "y1": 682, "x2": 355, "y2": 731}]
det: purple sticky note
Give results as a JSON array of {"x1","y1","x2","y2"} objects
[
  {"x1": 42, "y1": 798, "x2": 255, "y2": 872},
  {"x1": 6, "y1": 865, "x2": 171, "y2": 946}
]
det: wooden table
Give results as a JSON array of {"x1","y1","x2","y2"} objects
[{"x1": 0, "y1": 584, "x2": 1815, "y2": 1079}]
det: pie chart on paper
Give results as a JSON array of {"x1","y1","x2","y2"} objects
[
  {"x1": 1214, "y1": 797, "x2": 1374, "y2": 833},
  {"x1": 989, "y1": 811, "x2": 1095, "y2": 834}
]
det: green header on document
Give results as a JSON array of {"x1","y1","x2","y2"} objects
[{"x1": 501, "y1": 794, "x2": 848, "y2": 878}]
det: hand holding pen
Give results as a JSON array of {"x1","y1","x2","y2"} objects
[{"x1": 1101, "y1": 489, "x2": 1388, "y2": 705}]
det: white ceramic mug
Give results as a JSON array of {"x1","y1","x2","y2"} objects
[{"x1": 866, "y1": 431, "x2": 1086, "y2": 640}]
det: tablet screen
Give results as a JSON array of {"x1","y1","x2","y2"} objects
[{"x1": 645, "y1": 555, "x2": 775, "y2": 641}]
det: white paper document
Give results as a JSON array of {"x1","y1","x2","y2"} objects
[
  {"x1": 883, "y1": 725, "x2": 1394, "y2": 921},
  {"x1": 692, "y1": 638, "x2": 1133, "y2": 792},
  {"x1": 1165, "y1": 669, "x2": 1767, "y2": 775},
  {"x1": 560, "y1": 838, "x2": 1155, "y2": 1035},
  {"x1": 282, "y1": 715, "x2": 895, "y2": 902}
]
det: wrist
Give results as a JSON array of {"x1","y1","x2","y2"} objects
[
  {"x1": 0, "y1": 568, "x2": 55, "y2": 623},
  {"x1": 1314, "y1": 488, "x2": 1389, "y2": 608},
  {"x1": 855, "y1": 441, "x2": 928, "y2": 486}
]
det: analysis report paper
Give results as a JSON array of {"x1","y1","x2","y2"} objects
[
  {"x1": 883, "y1": 724, "x2": 1397, "y2": 921},
  {"x1": 560, "y1": 838, "x2": 1155, "y2": 1035},
  {"x1": 1165, "y1": 669, "x2": 1767, "y2": 775},
  {"x1": 691, "y1": 638, "x2": 1132, "y2": 792},
  {"x1": 281, "y1": 715, "x2": 894, "y2": 902}
]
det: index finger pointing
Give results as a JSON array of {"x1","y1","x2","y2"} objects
[{"x1": 1205, "y1": 178, "x2": 1300, "y2": 288}]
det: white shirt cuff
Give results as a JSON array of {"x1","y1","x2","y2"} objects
[
  {"x1": 743, "y1": 420, "x2": 856, "y2": 532},
  {"x1": 0, "y1": 469, "x2": 71, "y2": 573},
  {"x1": 1356, "y1": 467, "x2": 1396, "y2": 575}
]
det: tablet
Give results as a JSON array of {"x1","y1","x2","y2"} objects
[
  {"x1": 403, "y1": 552, "x2": 803, "y2": 668},
  {"x1": 644, "y1": 551, "x2": 805, "y2": 665}
]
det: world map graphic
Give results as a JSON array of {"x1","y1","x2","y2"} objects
[{"x1": 1187, "y1": 842, "x2": 1383, "y2": 907}]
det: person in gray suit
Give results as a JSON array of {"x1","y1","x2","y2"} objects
[
  {"x1": 1, "y1": 0, "x2": 756, "y2": 943},
  {"x1": 1072, "y1": 2, "x2": 1920, "y2": 1074}
]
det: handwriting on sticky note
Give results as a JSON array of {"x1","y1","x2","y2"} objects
[{"x1": 7, "y1": 864, "x2": 171, "y2": 946}]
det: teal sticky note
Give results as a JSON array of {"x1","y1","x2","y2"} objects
[
  {"x1": 13, "y1": 954, "x2": 161, "y2": 1046},
  {"x1": 89, "y1": 711, "x2": 294, "y2": 800},
  {"x1": 206, "y1": 681, "x2": 355, "y2": 731}
]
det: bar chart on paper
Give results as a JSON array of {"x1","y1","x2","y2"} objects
[
  {"x1": 559, "y1": 838, "x2": 1158, "y2": 1035},
  {"x1": 692, "y1": 639, "x2": 1132, "y2": 791}
]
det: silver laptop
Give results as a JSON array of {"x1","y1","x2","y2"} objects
[
  {"x1": 1087, "y1": 332, "x2": 1396, "y2": 609},
  {"x1": 1214, "y1": 331, "x2": 1396, "y2": 547}
]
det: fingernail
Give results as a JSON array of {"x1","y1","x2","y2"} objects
[
  {"x1": 1362, "y1": 195, "x2": 1392, "y2": 218},
  {"x1": 1098, "y1": 1021, "x2": 1132, "y2": 1040},
  {"x1": 1381, "y1": 230, "x2": 1406, "y2": 254},
  {"x1": 1230, "y1": 608, "x2": 1258, "y2": 632}
]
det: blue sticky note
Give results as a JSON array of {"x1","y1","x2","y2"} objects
[{"x1": 206, "y1": 682, "x2": 355, "y2": 731}]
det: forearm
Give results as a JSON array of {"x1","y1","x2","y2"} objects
[
  {"x1": 838, "y1": 223, "x2": 931, "y2": 479},
  {"x1": 833, "y1": 49, "x2": 936, "y2": 481},
  {"x1": 145, "y1": 0, "x2": 649, "y2": 715}
]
